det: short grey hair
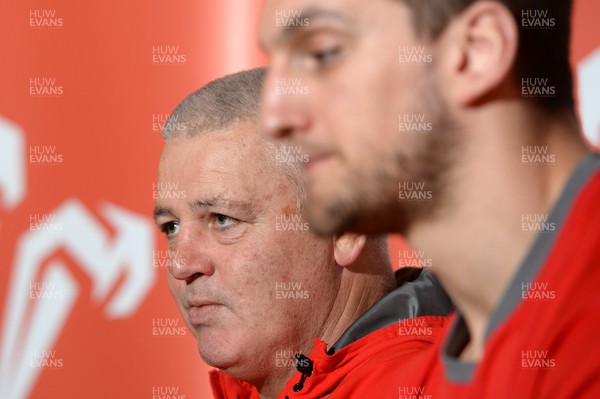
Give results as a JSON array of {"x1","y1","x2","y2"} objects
[{"x1": 162, "y1": 67, "x2": 307, "y2": 210}]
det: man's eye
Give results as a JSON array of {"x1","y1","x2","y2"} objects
[
  {"x1": 296, "y1": 45, "x2": 342, "y2": 72},
  {"x1": 160, "y1": 221, "x2": 180, "y2": 237},
  {"x1": 311, "y1": 46, "x2": 341, "y2": 64},
  {"x1": 211, "y1": 213, "x2": 238, "y2": 229}
]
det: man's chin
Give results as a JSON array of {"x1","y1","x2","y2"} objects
[
  {"x1": 197, "y1": 344, "x2": 238, "y2": 371},
  {"x1": 304, "y1": 202, "x2": 344, "y2": 237},
  {"x1": 199, "y1": 347, "x2": 265, "y2": 386},
  {"x1": 305, "y1": 193, "x2": 406, "y2": 236},
  {"x1": 195, "y1": 330, "x2": 240, "y2": 369}
]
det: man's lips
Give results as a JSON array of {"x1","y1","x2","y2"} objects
[
  {"x1": 188, "y1": 304, "x2": 221, "y2": 326},
  {"x1": 305, "y1": 153, "x2": 332, "y2": 171},
  {"x1": 187, "y1": 298, "x2": 219, "y2": 308},
  {"x1": 186, "y1": 298, "x2": 222, "y2": 326}
]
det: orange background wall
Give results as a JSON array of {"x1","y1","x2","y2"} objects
[{"x1": 0, "y1": 1, "x2": 598, "y2": 398}]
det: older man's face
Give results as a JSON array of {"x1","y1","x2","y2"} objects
[
  {"x1": 259, "y1": 0, "x2": 454, "y2": 236},
  {"x1": 155, "y1": 122, "x2": 340, "y2": 381}
]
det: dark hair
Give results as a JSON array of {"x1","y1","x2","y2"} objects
[{"x1": 400, "y1": 0, "x2": 574, "y2": 111}]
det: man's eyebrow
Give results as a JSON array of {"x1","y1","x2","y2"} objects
[
  {"x1": 153, "y1": 206, "x2": 176, "y2": 222},
  {"x1": 153, "y1": 196, "x2": 259, "y2": 222},
  {"x1": 263, "y1": 6, "x2": 351, "y2": 48},
  {"x1": 295, "y1": 7, "x2": 350, "y2": 24},
  {"x1": 191, "y1": 196, "x2": 258, "y2": 215}
]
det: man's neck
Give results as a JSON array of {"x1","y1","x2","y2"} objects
[
  {"x1": 257, "y1": 368, "x2": 298, "y2": 399},
  {"x1": 318, "y1": 264, "x2": 396, "y2": 350},
  {"x1": 257, "y1": 261, "x2": 395, "y2": 397},
  {"x1": 409, "y1": 105, "x2": 588, "y2": 361}
]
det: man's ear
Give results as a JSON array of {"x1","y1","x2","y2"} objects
[
  {"x1": 334, "y1": 234, "x2": 367, "y2": 267},
  {"x1": 440, "y1": 1, "x2": 518, "y2": 106}
]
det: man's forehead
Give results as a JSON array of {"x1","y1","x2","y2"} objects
[
  {"x1": 160, "y1": 142, "x2": 268, "y2": 184},
  {"x1": 158, "y1": 129, "x2": 283, "y2": 196},
  {"x1": 260, "y1": 0, "x2": 357, "y2": 48},
  {"x1": 162, "y1": 127, "x2": 260, "y2": 164}
]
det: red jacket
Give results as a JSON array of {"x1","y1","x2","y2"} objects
[
  {"x1": 390, "y1": 153, "x2": 600, "y2": 399},
  {"x1": 210, "y1": 268, "x2": 452, "y2": 399},
  {"x1": 277, "y1": 316, "x2": 448, "y2": 398}
]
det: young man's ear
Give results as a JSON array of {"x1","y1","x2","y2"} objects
[
  {"x1": 334, "y1": 233, "x2": 367, "y2": 267},
  {"x1": 439, "y1": 0, "x2": 519, "y2": 106}
]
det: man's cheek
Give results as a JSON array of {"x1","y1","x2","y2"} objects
[{"x1": 165, "y1": 275, "x2": 181, "y2": 300}]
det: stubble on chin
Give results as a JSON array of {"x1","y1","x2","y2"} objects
[{"x1": 303, "y1": 87, "x2": 460, "y2": 237}]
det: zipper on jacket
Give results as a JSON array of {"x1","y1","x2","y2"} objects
[{"x1": 292, "y1": 353, "x2": 314, "y2": 392}]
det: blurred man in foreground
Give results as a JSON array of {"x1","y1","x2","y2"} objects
[
  {"x1": 154, "y1": 68, "x2": 452, "y2": 399},
  {"x1": 260, "y1": 0, "x2": 600, "y2": 397}
]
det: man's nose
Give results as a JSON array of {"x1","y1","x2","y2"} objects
[
  {"x1": 167, "y1": 225, "x2": 215, "y2": 282},
  {"x1": 260, "y1": 67, "x2": 311, "y2": 139}
]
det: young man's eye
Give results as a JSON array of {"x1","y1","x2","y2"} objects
[
  {"x1": 311, "y1": 46, "x2": 341, "y2": 64},
  {"x1": 160, "y1": 221, "x2": 180, "y2": 237},
  {"x1": 295, "y1": 44, "x2": 342, "y2": 72}
]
